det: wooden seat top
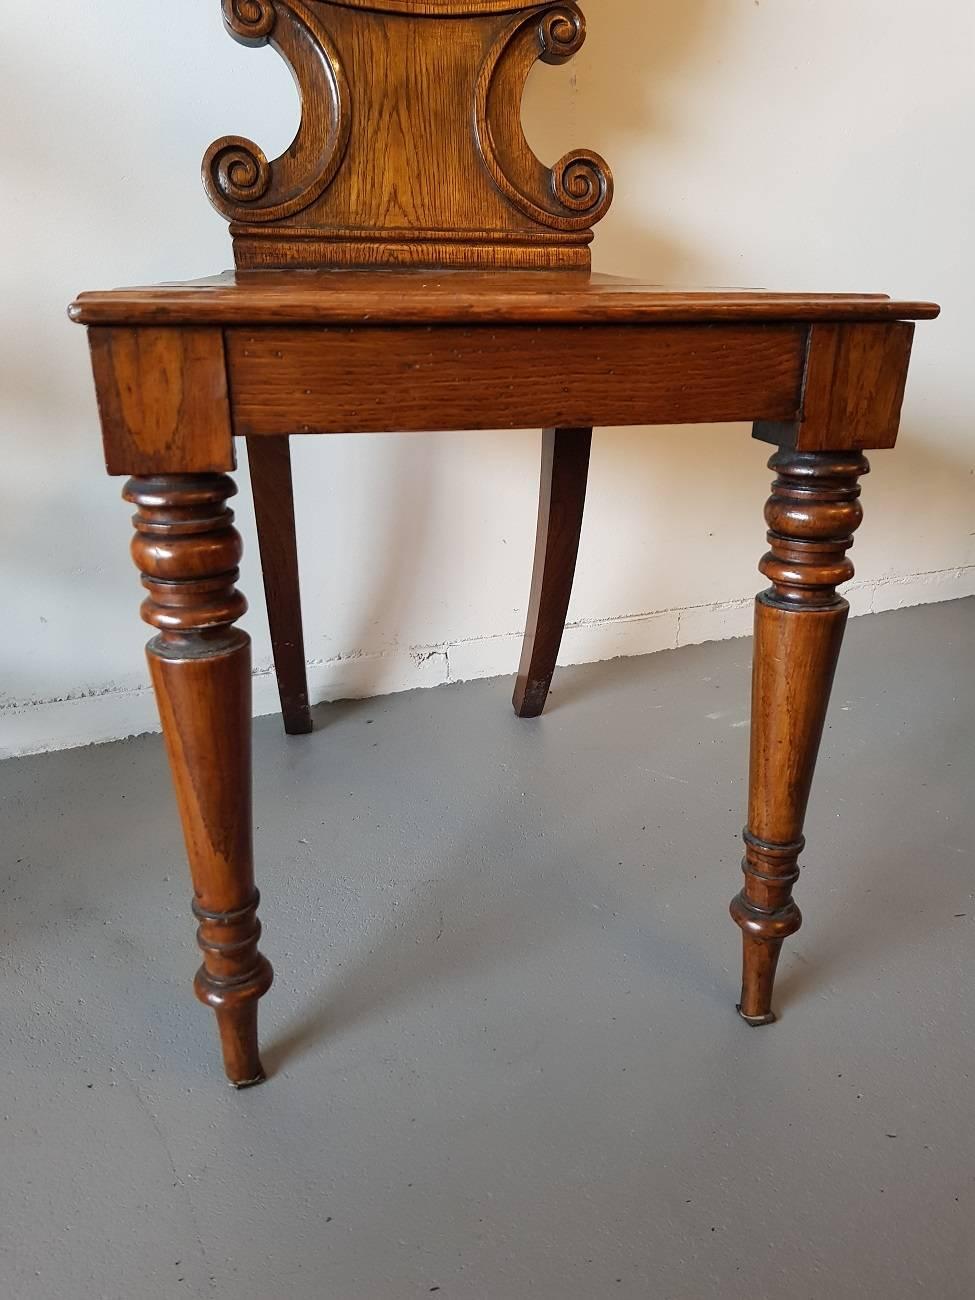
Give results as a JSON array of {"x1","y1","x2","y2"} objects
[{"x1": 70, "y1": 271, "x2": 939, "y2": 327}]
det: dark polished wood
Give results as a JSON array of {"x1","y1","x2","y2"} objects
[
  {"x1": 246, "y1": 436, "x2": 312, "y2": 735},
  {"x1": 730, "y1": 448, "x2": 869, "y2": 1023},
  {"x1": 70, "y1": 0, "x2": 939, "y2": 1083},
  {"x1": 69, "y1": 271, "x2": 939, "y2": 328},
  {"x1": 754, "y1": 321, "x2": 917, "y2": 451},
  {"x1": 125, "y1": 473, "x2": 273, "y2": 1084},
  {"x1": 226, "y1": 321, "x2": 808, "y2": 436},
  {"x1": 514, "y1": 427, "x2": 591, "y2": 717},
  {"x1": 88, "y1": 327, "x2": 234, "y2": 474}
]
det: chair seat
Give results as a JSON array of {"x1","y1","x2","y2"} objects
[{"x1": 69, "y1": 270, "x2": 938, "y2": 327}]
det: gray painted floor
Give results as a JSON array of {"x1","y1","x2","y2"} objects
[{"x1": 1, "y1": 600, "x2": 972, "y2": 1300}]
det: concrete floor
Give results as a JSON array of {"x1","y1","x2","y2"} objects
[{"x1": 1, "y1": 600, "x2": 972, "y2": 1300}]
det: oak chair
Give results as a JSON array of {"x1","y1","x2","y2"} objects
[{"x1": 70, "y1": 0, "x2": 938, "y2": 1086}]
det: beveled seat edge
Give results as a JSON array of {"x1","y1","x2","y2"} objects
[{"x1": 68, "y1": 271, "x2": 940, "y2": 327}]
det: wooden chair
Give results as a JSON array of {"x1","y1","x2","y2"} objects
[{"x1": 70, "y1": 0, "x2": 939, "y2": 1087}]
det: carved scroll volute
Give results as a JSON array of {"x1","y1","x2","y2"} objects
[
  {"x1": 203, "y1": 0, "x2": 351, "y2": 224},
  {"x1": 475, "y1": 4, "x2": 614, "y2": 230},
  {"x1": 203, "y1": 0, "x2": 613, "y2": 268}
]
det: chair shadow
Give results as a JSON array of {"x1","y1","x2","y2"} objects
[
  {"x1": 264, "y1": 924, "x2": 700, "y2": 1082},
  {"x1": 770, "y1": 843, "x2": 957, "y2": 1016},
  {"x1": 262, "y1": 814, "x2": 727, "y2": 1077},
  {"x1": 263, "y1": 857, "x2": 535, "y2": 1074},
  {"x1": 262, "y1": 793, "x2": 555, "y2": 1072}
]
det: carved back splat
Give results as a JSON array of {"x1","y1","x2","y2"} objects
[{"x1": 203, "y1": 0, "x2": 613, "y2": 269}]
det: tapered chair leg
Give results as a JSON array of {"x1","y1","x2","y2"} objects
[
  {"x1": 731, "y1": 448, "x2": 870, "y2": 1023},
  {"x1": 513, "y1": 426, "x2": 592, "y2": 718},
  {"x1": 246, "y1": 435, "x2": 312, "y2": 735},
  {"x1": 125, "y1": 474, "x2": 273, "y2": 1086}
]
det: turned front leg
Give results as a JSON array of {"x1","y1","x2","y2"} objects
[
  {"x1": 731, "y1": 449, "x2": 869, "y2": 1023},
  {"x1": 126, "y1": 474, "x2": 272, "y2": 1085}
]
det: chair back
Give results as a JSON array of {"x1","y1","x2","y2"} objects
[{"x1": 204, "y1": 1, "x2": 613, "y2": 269}]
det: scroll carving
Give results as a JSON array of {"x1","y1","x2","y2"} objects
[
  {"x1": 204, "y1": 0, "x2": 613, "y2": 269},
  {"x1": 475, "y1": 4, "x2": 613, "y2": 231},
  {"x1": 203, "y1": 0, "x2": 351, "y2": 224}
]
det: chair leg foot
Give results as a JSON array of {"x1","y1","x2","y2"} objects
[
  {"x1": 734, "y1": 931, "x2": 786, "y2": 1024},
  {"x1": 511, "y1": 678, "x2": 550, "y2": 719},
  {"x1": 737, "y1": 1007, "x2": 777, "y2": 1027},
  {"x1": 280, "y1": 710, "x2": 313, "y2": 737},
  {"x1": 212, "y1": 1000, "x2": 268, "y2": 1088}
]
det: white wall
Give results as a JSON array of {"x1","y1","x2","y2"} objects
[{"x1": 2, "y1": 0, "x2": 972, "y2": 759}]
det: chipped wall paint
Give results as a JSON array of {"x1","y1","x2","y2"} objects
[
  {"x1": 3, "y1": 569, "x2": 971, "y2": 759},
  {"x1": 2, "y1": 1, "x2": 974, "y2": 758}
]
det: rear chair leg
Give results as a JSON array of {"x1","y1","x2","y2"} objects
[
  {"x1": 246, "y1": 436, "x2": 312, "y2": 735},
  {"x1": 513, "y1": 426, "x2": 592, "y2": 718}
]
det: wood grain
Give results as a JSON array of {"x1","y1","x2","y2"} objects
[
  {"x1": 69, "y1": 271, "x2": 941, "y2": 327},
  {"x1": 227, "y1": 322, "x2": 807, "y2": 435},
  {"x1": 204, "y1": 0, "x2": 611, "y2": 269},
  {"x1": 755, "y1": 322, "x2": 916, "y2": 451},
  {"x1": 88, "y1": 327, "x2": 234, "y2": 475}
]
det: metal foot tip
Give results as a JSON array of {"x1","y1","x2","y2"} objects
[
  {"x1": 736, "y1": 1005, "x2": 777, "y2": 1027},
  {"x1": 229, "y1": 1071, "x2": 267, "y2": 1089}
]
